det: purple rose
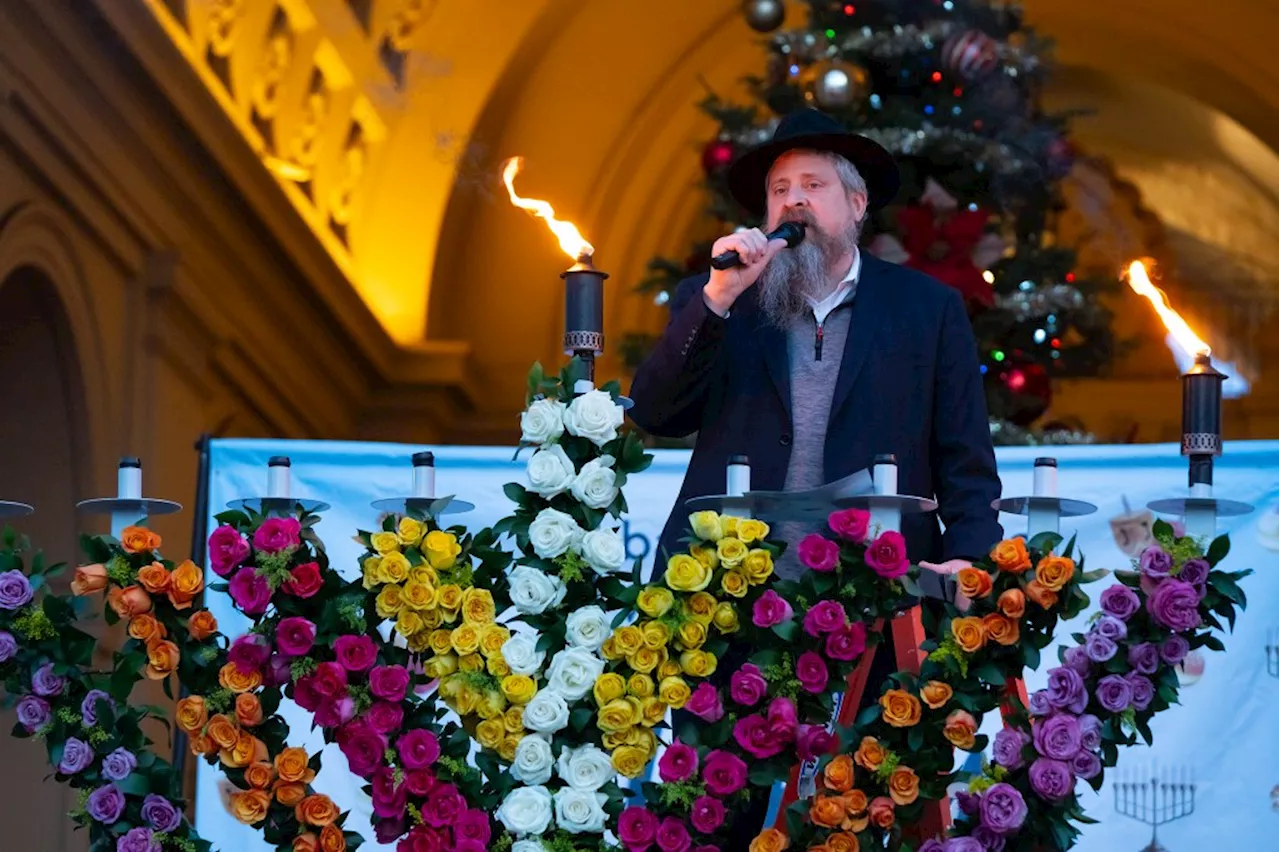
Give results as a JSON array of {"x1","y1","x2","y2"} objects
[
  {"x1": 1160, "y1": 635, "x2": 1190, "y2": 665},
  {"x1": 1028, "y1": 689, "x2": 1052, "y2": 717},
  {"x1": 1127, "y1": 643, "x2": 1160, "y2": 675},
  {"x1": 1028, "y1": 757, "x2": 1075, "y2": 802},
  {"x1": 81, "y1": 689, "x2": 115, "y2": 727},
  {"x1": 1085, "y1": 632, "x2": 1117, "y2": 663},
  {"x1": 0, "y1": 630, "x2": 17, "y2": 662},
  {"x1": 972, "y1": 826, "x2": 1007, "y2": 852},
  {"x1": 1094, "y1": 615, "x2": 1127, "y2": 642},
  {"x1": 1147, "y1": 580, "x2": 1201, "y2": 632},
  {"x1": 1178, "y1": 558, "x2": 1210, "y2": 589},
  {"x1": 87, "y1": 784, "x2": 126, "y2": 824},
  {"x1": 919, "y1": 841, "x2": 947, "y2": 852},
  {"x1": 979, "y1": 782, "x2": 1028, "y2": 835},
  {"x1": 993, "y1": 727, "x2": 1031, "y2": 770},
  {"x1": 1079, "y1": 715, "x2": 1102, "y2": 751},
  {"x1": 16, "y1": 695, "x2": 50, "y2": 731},
  {"x1": 101, "y1": 748, "x2": 137, "y2": 781},
  {"x1": 1062, "y1": 645, "x2": 1092, "y2": 676},
  {"x1": 1126, "y1": 673, "x2": 1154, "y2": 711},
  {"x1": 955, "y1": 791, "x2": 981, "y2": 817},
  {"x1": 141, "y1": 794, "x2": 182, "y2": 833},
  {"x1": 1096, "y1": 674, "x2": 1134, "y2": 713},
  {"x1": 1034, "y1": 713, "x2": 1083, "y2": 760},
  {"x1": 1099, "y1": 584, "x2": 1141, "y2": 620},
  {"x1": 1140, "y1": 546, "x2": 1173, "y2": 579},
  {"x1": 0, "y1": 570, "x2": 33, "y2": 610},
  {"x1": 1045, "y1": 666, "x2": 1087, "y2": 714},
  {"x1": 117, "y1": 828, "x2": 160, "y2": 852},
  {"x1": 58, "y1": 737, "x2": 95, "y2": 774},
  {"x1": 32, "y1": 662, "x2": 66, "y2": 697},
  {"x1": 1071, "y1": 750, "x2": 1102, "y2": 780},
  {"x1": 944, "y1": 839, "x2": 984, "y2": 852}
]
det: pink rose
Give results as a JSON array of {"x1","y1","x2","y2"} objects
[
  {"x1": 404, "y1": 769, "x2": 435, "y2": 797},
  {"x1": 229, "y1": 633, "x2": 271, "y2": 673},
  {"x1": 372, "y1": 766, "x2": 408, "y2": 819},
  {"x1": 702, "y1": 750, "x2": 748, "y2": 796},
  {"x1": 370, "y1": 665, "x2": 411, "y2": 703},
  {"x1": 619, "y1": 806, "x2": 658, "y2": 851},
  {"x1": 798, "y1": 534, "x2": 840, "y2": 572},
  {"x1": 208, "y1": 525, "x2": 250, "y2": 577},
  {"x1": 398, "y1": 826, "x2": 446, "y2": 852},
  {"x1": 658, "y1": 742, "x2": 698, "y2": 783},
  {"x1": 766, "y1": 696, "x2": 798, "y2": 741},
  {"x1": 690, "y1": 797, "x2": 725, "y2": 834},
  {"x1": 252, "y1": 517, "x2": 301, "y2": 554},
  {"x1": 685, "y1": 683, "x2": 724, "y2": 722},
  {"x1": 312, "y1": 662, "x2": 349, "y2": 698},
  {"x1": 730, "y1": 664, "x2": 769, "y2": 707},
  {"x1": 733, "y1": 714, "x2": 784, "y2": 759},
  {"x1": 796, "y1": 651, "x2": 829, "y2": 694},
  {"x1": 274, "y1": 617, "x2": 316, "y2": 657},
  {"x1": 798, "y1": 724, "x2": 836, "y2": 761},
  {"x1": 228, "y1": 567, "x2": 272, "y2": 615},
  {"x1": 752, "y1": 590, "x2": 794, "y2": 628},
  {"x1": 282, "y1": 561, "x2": 323, "y2": 597},
  {"x1": 264, "y1": 654, "x2": 292, "y2": 687},
  {"x1": 422, "y1": 783, "x2": 463, "y2": 827},
  {"x1": 337, "y1": 720, "x2": 387, "y2": 778},
  {"x1": 866, "y1": 530, "x2": 909, "y2": 579},
  {"x1": 656, "y1": 817, "x2": 692, "y2": 852},
  {"x1": 397, "y1": 728, "x2": 441, "y2": 770},
  {"x1": 828, "y1": 508, "x2": 870, "y2": 543},
  {"x1": 293, "y1": 672, "x2": 320, "y2": 711},
  {"x1": 824, "y1": 621, "x2": 868, "y2": 662},
  {"x1": 314, "y1": 695, "x2": 356, "y2": 728},
  {"x1": 803, "y1": 600, "x2": 847, "y2": 637},
  {"x1": 366, "y1": 700, "x2": 405, "y2": 735},
  {"x1": 334, "y1": 634, "x2": 378, "y2": 672},
  {"x1": 456, "y1": 809, "x2": 491, "y2": 845},
  {"x1": 693, "y1": 846, "x2": 719, "y2": 852}
]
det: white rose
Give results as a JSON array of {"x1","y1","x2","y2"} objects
[
  {"x1": 501, "y1": 632, "x2": 546, "y2": 676},
  {"x1": 508, "y1": 565, "x2": 568, "y2": 616},
  {"x1": 521, "y1": 398, "x2": 566, "y2": 445},
  {"x1": 545, "y1": 646, "x2": 605, "y2": 701},
  {"x1": 554, "y1": 788, "x2": 609, "y2": 834},
  {"x1": 570, "y1": 455, "x2": 619, "y2": 509},
  {"x1": 510, "y1": 734, "x2": 554, "y2": 785},
  {"x1": 528, "y1": 508, "x2": 584, "y2": 559},
  {"x1": 564, "y1": 606, "x2": 610, "y2": 652},
  {"x1": 522, "y1": 689, "x2": 570, "y2": 734},
  {"x1": 527, "y1": 444, "x2": 576, "y2": 499},
  {"x1": 556, "y1": 744, "x2": 616, "y2": 791},
  {"x1": 497, "y1": 785, "x2": 554, "y2": 836},
  {"x1": 512, "y1": 843, "x2": 544, "y2": 852},
  {"x1": 581, "y1": 526, "x2": 627, "y2": 575},
  {"x1": 563, "y1": 389, "x2": 623, "y2": 448}
]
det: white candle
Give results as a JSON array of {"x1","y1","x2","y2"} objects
[
  {"x1": 871, "y1": 454, "x2": 900, "y2": 535},
  {"x1": 117, "y1": 459, "x2": 142, "y2": 499},
  {"x1": 726, "y1": 455, "x2": 751, "y2": 498},
  {"x1": 1028, "y1": 457, "x2": 1060, "y2": 536},
  {"x1": 573, "y1": 379, "x2": 594, "y2": 395},
  {"x1": 267, "y1": 457, "x2": 291, "y2": 499},
  {"x1": 412, "y1": 452, "x2": 436, "y2": 499}
]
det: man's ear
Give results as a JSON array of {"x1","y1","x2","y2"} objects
[{"x1": 849, "y1": 191, "x2": 869, "y2": 224}]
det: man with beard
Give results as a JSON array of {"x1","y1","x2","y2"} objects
[{"x1": 628, "y1": 109, "x2": 1002, "y2": 842}]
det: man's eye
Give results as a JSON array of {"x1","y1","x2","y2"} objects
[{"x1": 805, "y1": 181, "x2": 822, "y2": 190}]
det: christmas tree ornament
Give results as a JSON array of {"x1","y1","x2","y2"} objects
[
  {"x1": 997, "y1": 357, "x2": 1052, "y2": 425},
  {"x1": 1045, "y1": 135, "x2": 1077, "y2": 178},
  {"x1": 742, "y1": 0, "x2": 786, "y2": 33},
  {"x1": 701, "y1": 137, "x2": 736, "y2": 174},
  {"x1": 942, "y1": 29, "x2": 1000, "y2": 79},
  {"x1": 800, "y1": 59, "x2": 871, "y2": 109}
]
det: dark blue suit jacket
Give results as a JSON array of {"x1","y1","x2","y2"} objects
[{"x1": 628, "y1": 253, "x2": 1003, "y2": 572}]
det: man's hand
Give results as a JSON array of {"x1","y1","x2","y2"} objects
[
  {"x1": 702, "y1": 228, "x2": 789, "y2": 316},
  {"x1": 919, "y1": 558, "x2": 972, "y2": 612}
]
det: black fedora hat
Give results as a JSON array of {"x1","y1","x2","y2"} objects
[{"x1": 726, "y1": 108, "x2": 900, "y2": 218}]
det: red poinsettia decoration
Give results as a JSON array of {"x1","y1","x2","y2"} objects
[{"x1": 889, "y1": 178, "x2": 1002, "y2": 310}]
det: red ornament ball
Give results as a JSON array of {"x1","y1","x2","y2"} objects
[
  {"x1": 942, "y1": 30, "x2": 999, "y2": 80},
  {"x1": 701, "y1": 139, "x2": 736, "y2": 174},
  {"x1": 997, "y1": 358, "x2": 1052, "y2": 426}
]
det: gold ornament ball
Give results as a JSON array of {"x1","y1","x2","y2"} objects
[
  {"x1": 742, "y1": 0, "x2": 786, "y2": 33},
  {"x1": 800, "y1": 60, "x2": 870, "y2": 109}
]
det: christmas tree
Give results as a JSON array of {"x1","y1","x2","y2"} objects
[{"x1": 625, "y1": 0, "x2": 1122, "y2": 445}]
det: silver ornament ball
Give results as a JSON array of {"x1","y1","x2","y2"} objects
[{"x1": 743, "y1": 0, "x2": 786, "y2": 33}]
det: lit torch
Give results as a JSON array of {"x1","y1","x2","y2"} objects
[{"x1": 502, "y1": 157, "x2": 607, "y2": 384}]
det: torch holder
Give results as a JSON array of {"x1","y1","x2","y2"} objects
[{"x1": 561, "y1": 254, "x2": 606, "y2": 385}]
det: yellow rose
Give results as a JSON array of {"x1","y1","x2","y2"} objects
[
  {"x1": 685, "y1": 592, "x2": 717, "y2": 624},
  {"x1": 737, "y1": 518, "x2": 770, "y2": 545},
  {"x1": 370, "y1": 532, "x2": 400, "y2": 555},
  {"x1": 628, "y1": 646, "x2": 662, "y2": 674},
  {"x1": 680, "y1": 650, "x2": 717, "y2": 678},
  {"x1": 396, "y1": 609, "x2": 424, "y2": 638},
  {"x1": 423, "y1": 654, "x2": 458, "y2": 679},
  {"x1": 597, "y1": 697, "x2": 642, "y2": 732},
  {"x1": 424, "y1": 530, "x2": 461, "y2": 570},
  {"x1": 487, "y1": 656, "x2": 511, "y2": 677},
  {"x1": 402, "y1": 580, "x2": 437, "y2": 612},
  {"x1": 665, "y1": 554, "x2": 711, "y2": 592},
  {"x1": 640, "y1": 696, "x2": 668, "y2": 727},
  {"x1": 641, "y1": 620, "x2": 671, "y2": 650},
  {"x1": 690, "y1": 543, "x2": 720, "y2": 570},
  {"x1": 658, "y1": 676, "x2": 691, "y2": 708},
  {"x1": 600, "y1": 636, "x2": 621, "y2": 661},
  {"x1": 421, "y1": 609, "x2": 444, "y2": 629},
  {"x1": 712, "y1": 602, "x2": 740, "y2": 634},
  {"x1": 676, "y1": 620, "x2": 707, "y2": 650},
  {"x1": 719, "y1": 515, "x2": 740, "y2": 539},
  {"x1": 611, "y1": 745, "x2": 649, "y2": 778},
  {"x1": 689, "y1": 511, "x2": 723, "y2": 542},
  {"x1": 380, "y1": 552, "x2": 410, "y2": 583},
  {"x1": 637, "y1": 586, "x2": 675, "y2": 618},
  {"x1": 375, "y1": 584, "x2": 404, "y2": 618},
  {"x1": 613, "y1": 626, "x2": 644, "y2": 657},
  {"x1": 716, "y1": 536, "x2": 748, "y2": 568},
  {"x1": 396, "y1": 517, "x2": 425, "y2": 546},
  {"x1": 742, "y1": 549, "x2": 775, "y2": 585},
  {"x1": 627, "y1": 674, "x2": 655, "y2": 698},
  {"x1": 593, "y1": 673, "x2": 627, "y2": 705},
  {"x1": 658, "y1": 660, "x2": 684, "y2": 680},
  {"x1": 476, "y1": 690, "x2": 506, "y2": 720},
  {"x1": 410, "y1": 565, "x2": 438, "y2": 586},
  {"x1": 455, "y1": 686, "x2": 480, "y2": 715},
  {"x1": 480, "y1": 624, "x2": 511, "y2": 657},
  {"x1": 438, "y1": 676, "x2": 462, "y2": 702},
  {"x1": 503, "y1": 705, "x2": 524, "y2": 733},
  {"x1": 628, "y1": 726, "x2": 658, "y2": 755},
  {"x1": 458, "y1": 653, "x2": 485, "y2": 673},
  {"x1": 407, "y1": 631, "x2": 432, "y2": 654},
  {"x1": 602, "y1": 730, "x2": 630, "y2": 750},
  {"x1": 437, "y1": 584, "x2": 463, "y2": 611},
  {"x1": 451, "y1": 624, "x2": 482, "y2": 656},
  {"x1": 498, "y1": 735, "x2": 521, "y2": 762},
  {"x1": 429, "y1": 629, "x2": 454, "y2": 656},
  {"x1": 501, "y1": 674, "x2": 537, "y2": 705},
  {"x1": 362, "y1": 557, "x2": 383, "y2": 590},
  {"x1": 462, "y1": 588, "x2": 496, "y2": 624},
  {"x1": 476, "y1": 718, "x2": 505, "y2": 749},
  {"x1": 720, "y1": 568, "x2": 749, "y2": 598}
]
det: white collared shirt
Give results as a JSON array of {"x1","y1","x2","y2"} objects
[{"x1": 806, "y1": 248, "x2": 860, "y2": 325}]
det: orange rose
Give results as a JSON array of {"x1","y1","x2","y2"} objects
[
  {"x1": 956, "y1": 567, "x2": 993, "y2": 599},
  {"x1": 293, "y1": 835, "x2": 319, "y2": 852},
  {"x1": 222, "y1": 731, "x2": 263, "y2": 768},
  {"x1": 137, "y1": 562, "x2": 171, "y2": 594},
  {"x1": 943, "y1": 709, "x2": 978, "y2": 750},
  {"x1": 841, "y1": 789, "x2": 868, "y2": 815},
  {"x1": 128, "y1": 613, "x2": 166, "y2": 643},
  {"x1": 951, "y1": 616, "x2": 987, "y2": 654},
  {"x1": 206, "y1": 714, "x2": 240, "y2": 750},
  {"x1": 997, "y1": 588, "x2": 1026, "y2": 619},
  {"x1": 749, "y1": 828, "x2": 789, "y2": 852},
  {"x1": 983, "y1": 613, "x2": 1020, "y2": 646},
  {"x1": 808, "y1": 845, "x2": 833, "y2": 852},
  {"x1": 827, "y1": 833, "x2": 860, "y2": 852},
  {"x1": 275, "y1": 747, "x2": 314, "y2": 783},
  {"x1": 319, "y1": 825, "x2": 347, "y2": 852},
  {"x1": 168, "y1": 559, "x2": 205, "y2": 609},
  {"x1": 296, "y1": 794, "x2": 340, "y2": 827},
  {"x1": 220, "y1": 662, "x2": 263, "y2": 693},
  {"x1": 229, "y1": 789, "x2": 271, "y2": 825},
  {"x1": 854, "y1": 736, "x2": 887, "y2": 772},
  {"x1": 244, "y1": 761, "x2": 275, "y2": 789},
  {"x1": 275, "y1": 782, "x2": 307, "y2": 806},
  {"x1": 108, "y1": 585, "x2": 152, "y2": 619},
  {"x1": 990, "y1": 538, "x2": 1031, "y2": 573},
  {"x1": 121, "y1": 526, "x2": 162, "y2": 554},
  {"x1": 70, "y1": 563, "x2": 108, "y2": 596},
  {"x1": 868, "y1": 796, "x2": 895, "y2": 829},
  {"x1": 1025, "y1": 579, "x2": 1059, "y2": 609},
  {"x1": 920, "y1": 680, "x2": 953, "y2": 710},
  {"x1": 144, "y1": 639, "x2": 180, "y2": 680},
  {"x1": 188, "y1": 610, "x2": 218, "y2": 641},
  {"x1": 1035, "y1": 553, "x2": 1075, "y2": 592},
  {"x1": 176, "y1": 696, "x2": 208, "y2": 733},
  {"x1": 810, "y1": 794, "x2": 846, "y2": 828},
  {"x1": 879, "y1": 689, "x2": 922, "y2": 728},
  {"x1": 888, "y1": 766, "x2": 919, "y2": 806},
  {"x1": 235, "y1": 692, "x2": 264, "y2": 727},
  {"x1": 823, "y1": 754, "x2": 854, "y2": 793},
  {"x1": 188, "y1": 732, "x2": 217, "y2": 757}
]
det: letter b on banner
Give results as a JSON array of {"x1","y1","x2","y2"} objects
[{"x1": 623, "y1": 520, "x2": 651, "y2": 562}]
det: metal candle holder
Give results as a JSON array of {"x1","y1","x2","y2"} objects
[
  {"x1": 371, "y1": 451, "x2": 474, "y2": 517},
  {"x1": 227, "y1": 456, "x2": 330, "y2": 515},
  {"x1": 837, "y1": 453, "x2": 938, "y2": 535},
  {"x1": 994, "y1": 457, "x2": 1098, "y2": 538},
  {"x1": 77, "y1": 457, "x2": 181, "y2": 537},
  {"x1": 0, "y1": 499, "x2": 34, "y2": 518},
  {"x1": 1114, "y1": 764, "x2": 1196, "y2": 852},
  {"x1": 561, "y1": 252, "x2": 607, "y2": 385}
]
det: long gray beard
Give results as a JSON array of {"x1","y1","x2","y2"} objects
[{"x1": 757, "y1": 220, "x2": 860, "y2": 328}]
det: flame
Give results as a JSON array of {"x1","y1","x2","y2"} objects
[
  {"x1": 501, "y1": 157, "x2": 594, "y2": 260},
  {"x1": 1124, "y1": 260, "x2": 1210, "y2": 357}
]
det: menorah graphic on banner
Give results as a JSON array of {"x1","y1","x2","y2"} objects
[{"x1": 1113, "y1": 764, "x2": 1196, "y2": 852}]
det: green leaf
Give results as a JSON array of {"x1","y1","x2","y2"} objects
[
  {"x1": 748, "y1": 762, "x2": 784, "y2": 786},
  {"x1": 771, "y1": 620, "x2": 799, "y2": 642},
  {"x1": 502, "y1": 483, "x2": 529, "y2": 505},
  {"x1": 570, "y1": 707, "x2": 593, "y2": 732},
  {"x1": 1202, "y1": 635, "x2": 1225, "y2": 652},
  {"x1": 974, "y1": 662, "x2": 1005, "y2": 686},
  {"x1": 1207, "y1": 534, "x2": 1230, "y2": 565},
  {"x1": 856, "y1": 702, "x2": 881, "y2": 728},
  {"x1": 1080, "y1": 568, "x2": 1110, "y2": 583},
  {"x1": 908, "y1": 726, "x2": 924, "y2": 752},
  {"x1": 1208, "y1": 574, "x2": 1246, "y2": 607},
  {"x1": 116, "y1": 773, "x2": 152, "y2": 796},
  {"x1": 1021, "y1": 642, "x2": 1041, "y2": 670},
  {"x1": 1028, "y1": 531, "x2": 1064, "y2": 555}
]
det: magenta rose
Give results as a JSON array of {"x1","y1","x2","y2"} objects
[
  {"x1": 312, "y1": 662, "x2": 349, "y2": 698},
  {"x1": 372, "y1": 766, "x2": 408, "y2": 819},
  {"x1": 693, "y1": 846, "x2": 718, "y2": 852},
  {"x1": 253, "y1": 517, "x2": 301, "y2": 554},
  {"x1": 337, "y1": 721, "x2": 386, "y2": 778},
  {"x1": 228, "y1": 633, "x2": 271, "y2": 674},
  {"x1": 274, "y1": 617, "x2": 316, "y2": 657},
  {"x1": 767, "y1": 696, "x2": 798, "y2": 740},
  {"x1": 366, "y1": 701, "x2": 405, "y2": 735},
  {"x1": 404, "y1": 769, "x2": 435, "y2": 797},
  {"x1": 690, "y1": 796, "x2": 726, "y2": 834},
  {"x1": 803, "y1": 600, "x2": 847, "y2": 637},
  {"x1": 795, "y1": 651, "x2": 829, "y2": 694},
  {"x1": 370, "y1": 665, "x2": 411, "y2": 702},
  {"x1": 314, "y1": 695, "x2": 356, "y2": 728},
  {"x1": 702, "y1": 750, "x2": 748, "y2": 796},
  {"x1": 1146, "y1": 579, "x2": 1202, "y2": 632},
  {"x1": 398, "y1": 728, "x2": 442, "y2": 770},
  {"x1": 866, "y1": 530, "x2": 909, "y2": 579},
  {"x1": 619, "y1": 806, "x2": 658, "y2": 851},
  {"x1": 334, "y1": 634, "x2": 378, "y2": 672},
  {"x1": 733, "y1": 714, "x2": 783, "y2": 759},
  {"x1": 685, "y1": 683, "x2": 724, "y2": 722},
  {"x1": 208, "y1": 525, "x2": 250, "y2": 577},
  {"x1": 828, "y1": 508, "x2": 870, "y2": 542},
  {"x1": 456, "y1": 809, "x2": 491, "y2": 845},
  {"x1": 752, "y1": 589, "x2": 793, "y2": 628},
  {"x1": 658, "y1": 742, "x2": 698, "y2": 783},
  {"x1": 825, "y1": 621, "x2": 867, "y2": 661},
  {"x1": 228, "y1": 567, "x2": 272, "y2": 615},
  {"x1": 797, "y1": 534, "x2": 839, "y2": 572},
  {"x1": 282, "y1": 561, "x2": 323, "y2": 598},
  {"x1": 656, "y1": 817, "x2": 691, "y2": 852},
  {"x1": 730, "y1": 664, "x2": 768, "y2": 707},
  {"x1": 422, "y1": 783, "x2": 464, "y2": 828},
  {"x1": 798, "y1": 724, "x2": 836, "y2": 761}
]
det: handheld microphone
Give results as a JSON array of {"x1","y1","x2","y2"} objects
[{"x1": 710, "y1": 221, "x2": 806, "y2": 270}]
